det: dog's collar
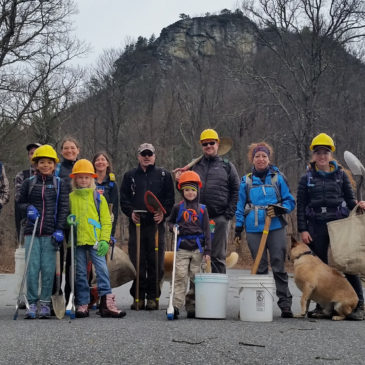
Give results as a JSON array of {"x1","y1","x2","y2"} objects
[{"x1": 295, "y1": 250, "x2": 315, "y2": 260}]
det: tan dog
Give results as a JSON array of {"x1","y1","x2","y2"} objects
[{"x1": 291, "y1": 237, "x2": 358, "y2": 320}]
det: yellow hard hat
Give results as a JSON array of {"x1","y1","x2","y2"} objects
[
  {"x1": 309, "y1": 133, "x2": 335, "y2": 152},
  {"x1": 70, "y1": 159, "x2": 97, "y2": 178},
  {"x1": 200, "y1": 129, "x2": 219, "y2": 142},
  {"x1": 31, "y1": 144, "x2": 59, "y2": 163}
]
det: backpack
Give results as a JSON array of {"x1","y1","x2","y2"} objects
[
  {"x1": 176, "y1": 200, "x2": 206, "y2": 229},
  {"x1": 245, "y1": 172, "x2": 281, "y2": 205},
  {"x1": 175, "y1": 201, "x2": 206, "y2": 253},
  {"x1": 306, "y1": 168, "x2": 344, "y2": 188}
]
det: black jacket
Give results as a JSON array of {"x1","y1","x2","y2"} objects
[
  {"x1": 120, "y1": 164, "x2": 175, "y2": 225},
  {"x1": 192, "y1": 155, "x2": 240, "y2": 219},
  {"x1": 18, "y1": 174, "x2": 69, "y2": 236},
  {"x1": 297, "y1": 162, "x2": 356, "y2": 232},
  {"x1": 56, "y1": 158, "x2": 77, "y2": 195},
  {"x1": 96, "y1": 174, "x2": 119, "y2": 236}
]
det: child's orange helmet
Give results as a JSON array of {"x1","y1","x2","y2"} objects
[
  {"x1": 70, "y1": 159, "x2": 97, "y2": 178},
  {"x1": 178, "y1": 171, "x2": 202, "y2": 190}
]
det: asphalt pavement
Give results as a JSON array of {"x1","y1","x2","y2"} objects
[{"x1": 0, "y1": 269, "x2": 364, "y2": 365}]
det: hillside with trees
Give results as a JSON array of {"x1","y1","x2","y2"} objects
[{"x1": 1, "y1": 1, "x2": 365, "y2": 245}]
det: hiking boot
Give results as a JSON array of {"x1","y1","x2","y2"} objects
[
  {"x1": 187, "y1": 310, "x2": 195, "y2": 319},
  {"x1": 347, "y1": 303, "x2": 364, "y2": 321},
  {"x1": 146, "y1": 299, "x2": 158, "y2": 310},
  {"x1": 130, "y1": 300, "x2": 145, "y2": 310},
  {"x1": 39, "y1": 303, "x2": 51, "y2": 319},
  {"x1": 99, "y1": 294, "x2": 126, "y2": 318},
  {"x1": 76, "y1": 304, "x2": 89, "y2": 318},
  {"x1": 25, "y1": 303, "x2": 37, "y2": 319},
  {"x1": 281, "y1": 308, "x2": 294, "y2": 318}
]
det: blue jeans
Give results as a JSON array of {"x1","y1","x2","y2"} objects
[
  {"x1": 25, "y1": 235, "x2": 56, "y2": 304},
  {"x1": 75, "y1": 245, "x2": 112, "y2": 305}
]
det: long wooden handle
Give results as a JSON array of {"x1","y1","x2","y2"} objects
[
  {"x1": 155, "y1": 227, "x2": 159, "y2": 306},
  {"x1": 136, "y1": 223, "x2": 141, "y2": 310},
  {"x1": 251, "y1": 216, "x2": 271, "y2": 275}
]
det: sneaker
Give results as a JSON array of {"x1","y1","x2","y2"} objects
[
  {"x1": 76, "y1": 304, "x2": 90, "y2": 318},
  {"x1": 146, "y1": 299, "x2": 158, "y2": 310},
  {"x1": 347, "y1": 304, "x2": 364, "y2": 321},
  {"x1": 39, "y1": 303, "x2": 51, "y2": 319},
  {"x1": 25, "y1": 303, "x2": 37, "y2": 319},
  {"x1": 281, "y1": 308, "x2": 294, "y2": 318},
  {"x1": 130, "y1": 300, "x2": 145, "y2": 310}
]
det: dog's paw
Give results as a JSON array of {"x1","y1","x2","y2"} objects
[
  {"x1": 332, "y1": 315, "x2": 345, "y2": 321},
  {"x1": 294, "y1": 313, "x2": 306, "y2": 318}
]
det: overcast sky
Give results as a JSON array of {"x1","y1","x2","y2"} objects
[{"x1": 72, "y1": 0, "x2": 237, "y2": 67}]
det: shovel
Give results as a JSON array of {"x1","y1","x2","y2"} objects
[
  {"x1": 13, "y1": 216, "x2": 39, "y2": 320},
  {"x1": 66, "y1": 219, "x2": 76, "y2": 319},
  {"x1": 251, "y1": 215, "x2": 271, "y2": 275},
  {"x1": 344, "y1": 151, "x2": 365, "y2": 201},
  {"x1": 144, "y1": 191, "x2": 166, "y2": 309},
  {"x1": 167, "y1": 225, "x2": 178, "y2": 320},
  {"x1": 51, "y1": 246, "x2": 65, "y2": 319}
]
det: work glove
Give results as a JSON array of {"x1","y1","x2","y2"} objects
[
  {"x1": 27, "y1": 205, "x2": 39, "y2": 222},
  {"x1": 67, "y1": 214, "x2": 77, "y2": 226},
  {"x1": 234, "y1": 226, "x2": 243, "y2": 250},
  {"x1": 267, "y1": 204, "x2": 287, "y2": 218},
  {"x1": 97, "y1": 240, "x2": 109, "y2": 256},
  {"x1": 109, "y1": 236, "x2": 116, "y2": 245},
  {"x1": 52, "y1": 230, "x2": 64, "y2": 249}
]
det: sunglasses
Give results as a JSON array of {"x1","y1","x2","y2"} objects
[
  {"x1": 201, "y1": 141, "x2": 216, "y2": 147},
  {"x1": 140, "y1": 150, "x2": 153, "y2": 157}
]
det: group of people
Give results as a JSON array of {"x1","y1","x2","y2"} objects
[{"x1": 1, "y1": 128, "x2": 364, "y2": 321}]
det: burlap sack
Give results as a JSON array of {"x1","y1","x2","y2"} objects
[
  {"x1": 327, "y1": 204, "x2": 365, "y2": 275},
  {"x1": 106, "y1": 246, "x2": 136, "y2": 288}
]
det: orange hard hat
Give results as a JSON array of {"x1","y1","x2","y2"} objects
[
  {"x1": 70, "y1": 159, "x2": 97, "y2": 178},
  {"x1": 178, "y1": 171, "x2": 202, "y2": 189}
]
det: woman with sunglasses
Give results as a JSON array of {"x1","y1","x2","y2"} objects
[{"x1": 297, "y1": 133, "x2": 365, "y2": 320}]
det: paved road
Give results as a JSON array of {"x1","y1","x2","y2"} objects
[{"x1": 0, "y1": 270, "x2": 364, "y2": 365}]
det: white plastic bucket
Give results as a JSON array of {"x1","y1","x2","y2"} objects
[
  {"x1": 239, "y1": 275, "x2": 275, "y2": 322},
  {"x1": 195, "y1": 273, "x2": 228, "y2": 319}
]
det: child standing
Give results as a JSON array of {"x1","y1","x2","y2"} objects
[
  {"x1": 168, "y1": 171, "x2": 211, "y2": 319},
  {"x1": 17, "y1": 145, "x2": 69, "y2": 319},
  {"x1": 68, "y1": 159, "x2": 126, "y2": 318}
]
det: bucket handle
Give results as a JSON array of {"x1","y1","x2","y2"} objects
[{"x1": 239, "y1": 281, "x2": 275, "y2": 302}]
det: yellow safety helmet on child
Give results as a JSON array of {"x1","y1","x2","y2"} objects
[
  {"x1": 309, "y1": 133, "x2": 335, "y2": 152},
  {"x1": 31, "y1": 144, "x2": 59, "y2": 163},
  {"x1": 70, "y1": 159, "x2": 97, "y2": 178},
  {"x1": 200, "y1": 129, "x2": 219, "y2": 142}
]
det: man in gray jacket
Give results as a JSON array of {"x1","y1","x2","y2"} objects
[{"x1": 186, "y1": 129, "x2": 240, "y2": 273}]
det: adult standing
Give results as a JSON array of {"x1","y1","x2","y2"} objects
[
  {"x1": 14, "y1": 143, "x2": 41, "y2": 241},
  {"x1": 92, "y1": 152, "x2": 119, "y2": 238},
  {"x1": 177, "y1": 129, "x2": 240, "y2": 274},
  {"x1": 0, "y1": 161, "x2": 9, "y2": 214},
  {"x1": 297, "y1": 133, "x2": 365, "y2": 320},
  {"x1": 120, "y1": 143, "x2": 174, "y2": 310},
  {"x1": 55, "y1": 137, "x2": 81, "y2": 303},
  {"x1": 235, "y1": 142, "x2": 295, "y2": 318}
]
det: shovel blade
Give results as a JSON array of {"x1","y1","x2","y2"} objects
[
  {"x1": 344, "y1": 151, "x2": 365, "y2": 176},
  {"x1": 51, "y1": 295, "x2": 65, "y2": 319}
]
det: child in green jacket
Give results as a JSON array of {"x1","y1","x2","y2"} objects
[{"x1": 68, "y1": 159, "x2": 126, "y2": 318}]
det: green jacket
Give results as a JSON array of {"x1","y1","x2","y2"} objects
[{"x1": 69, "y1": 188, "x2": 111, "y2": 246}]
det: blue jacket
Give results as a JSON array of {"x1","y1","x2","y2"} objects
[{"x1": 235, "y1": 165, "x2": 295, "y2": 233}]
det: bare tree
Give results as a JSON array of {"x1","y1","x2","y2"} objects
[
  {"x1": 0, "y1": 0, "x2": 86, "y2": 139},
  {"x1": 240, "y1": 0, "x2": 365, "y2": 172}
]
